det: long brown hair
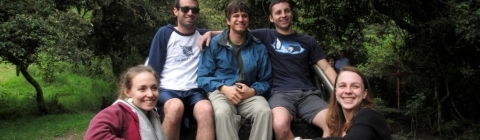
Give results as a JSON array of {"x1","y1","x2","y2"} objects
[
  {"x1": 326, "y1": 66, "x2": 375, "y2": 137},
  {"x1": 117, "y1": 65, "x2": 158, "y2": 99}
]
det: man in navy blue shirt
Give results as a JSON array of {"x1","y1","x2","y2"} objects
[{"x1": 200, "y1": 0, "x2": 337, "y2": 139}]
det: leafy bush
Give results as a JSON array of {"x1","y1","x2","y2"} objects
[{"x1": 0, "y1": 62, "x2": 116, "y2": 119}]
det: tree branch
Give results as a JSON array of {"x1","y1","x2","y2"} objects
[{"x1": 370, "y1": 0, "x2": 418, "y2": 34}]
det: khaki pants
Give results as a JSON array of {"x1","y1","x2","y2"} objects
[{"x1": 208, "y1": 90, "x2": 272, "y2": 140}]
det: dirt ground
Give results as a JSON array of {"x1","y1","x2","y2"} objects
[{"x1": 54, "y1": 131, "x2": 83, "y2": 140}]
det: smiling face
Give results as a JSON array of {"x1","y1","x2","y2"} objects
[
  {"x1": 269, "y1": 2, "x2": 293, "y2": 33},
  {"x1": 124, "y1": 72, "x2": 159, "y2": 114},
  {"x1": 227, "y1": 11, "x2": 249, "y2": 33},
  {"x1": 173, "y1": 0, "x2": 199, "y2": 29},
  {"x1": 224, "y1": 0, "x2": 251, "y2": 34},
  {"x1": 335, "y1": 71, "x2": 368, "y2": 113}
]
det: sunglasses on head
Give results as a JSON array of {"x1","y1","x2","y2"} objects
[{"x1": 178, "y1": 6, "x2": 200, "y2": 14}]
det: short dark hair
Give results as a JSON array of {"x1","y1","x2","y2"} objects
[
  {"x1": 327, "y1": 55, "x2": 335, "y2": 60},
  {"x1": 225, "y1": 0, "x2": 251, "y2": 19},
  {"x1": 174, "y1": 0, "x2": 199, "y2": 8},
  {"x1": 269, "y1": 0, "x2": 292, "y2": 15}
]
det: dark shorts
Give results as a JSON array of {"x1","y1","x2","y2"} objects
[
  {"x1": 157, "y1": 88, "x2": 208, "y2": 124},
  {"x1": 268, "y1": 89, "x2": 328, "y2": 124}
]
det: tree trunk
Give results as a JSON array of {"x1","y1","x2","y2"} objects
[
  {"x1": 109, "y1": 53, "x2": 122, "y2": 77},
  {"x1": 397, "y1": 70, "x2": 401, "y2": 109},
  {"x1": 434, "y1": 78, "x2": 442, "y2": 134},
  {"x1": 20, "y1": 67, "x2": 48, "y2": 114}
]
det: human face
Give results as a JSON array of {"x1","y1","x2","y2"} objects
[
  {"x1": 328, "y1": 58, "x2": 335, "y2": 67},
  {"x1": 125, "y1": 72, "x2": 159, "y2": 114},
  {"x1": 227, "y1": 11, "x2": 249, "y2": 33},
  {"x1": 174, "y1": 0, "x2": 199, "y2": 29},
  {"x1": 269, "y1": 2, "x2": 293, "y2": 33},
  {"x1": 335, "y1": 71, "x2": 368, "y2": 113},
  {"x1": 339, "y1": 51, "x2": 345, "y2": 58}
]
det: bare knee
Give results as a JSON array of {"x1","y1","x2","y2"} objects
[
  {"x1": 272, "y1": 116, "x2": 291, "y2": 131},
  {"x1": 193, "y1": 100, "x2": 214, "y2": 122},
  {"x1": 163, "y1": 99, "x2": 184, "y2": 123},
  {"x1": 272, "y1": 108, "x2": 292, "y2": 135}
]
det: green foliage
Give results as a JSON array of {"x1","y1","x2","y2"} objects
[
  {"x1": 86, "y1": 0, "x2": 172, "y2": 76},
  {"x1": 1, "y1": 0, "x2": 93, "y2": 114},
  {"x1": 199, "y1": 0, "x2": 226, "y2": 30},
  {"x1": 0, "y1": 0, "x2": 89, "y2": 67},
  {"x1": 0, "y1": 113, "x2": 94, "y2": 139},
  {"x1": 371, "y1": 1, "x2": 480, "y2": 137},
  {"x1": 373, "y1": 97, "x2": 385, "y2": 107},
  {"x1": 0, "y1": 63, "x2": 115, "y2": 119},
  {"x1": 460, "y1": 123, "x2": 480, "y2": 140},
  {"x1": 200, "y1": 0, "x2": 272, "y2": 30},
  {"x1": 0, "y1": 12, "x2": 56, "y2": 67},
  {"x1": 293, "y1": 0, "x2": 380, "y2": 63},
  {"x1": 0, "y1": 64, "x2": 39, "y2": 118},
  {"x1": 1, "y1": 0, "x2": 479, "y2": 138},
  {"x1": 36, "y1": 52, "x2": 57, "y2": 83},
  {"x1": 358, "y1": 22, "x2": 404, "y2": 78},
  {"x1": 45, "y1": 69, "x2": 116, "y2": 112},
  {"x1": 71, "y1": 57, "x2": 114, "y2": 78},
  {"x1": 0, "y1": 89, "x2": 37, "y2": 119},
  {"x1": 450, "y1": 1, "x2": 480, "y2": 43},
  {"x1": 405, "y1": 93, "x2": 427, "y2": 116}
]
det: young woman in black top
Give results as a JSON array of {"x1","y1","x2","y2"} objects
[{"x1": 314, "y1": 66, "x2": 392, "y2": 140}]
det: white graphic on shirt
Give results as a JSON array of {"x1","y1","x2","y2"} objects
[
  {"x1": 271, "y1": 38, "x2": 305, "y2": 54},
  {"x1": 162, "y1": 31, "x2": 202, "y2": 90}
]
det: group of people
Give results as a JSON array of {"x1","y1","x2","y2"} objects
[
  {"x1": 83, "y1": 0, "x2": 391, "y2": 140},
  {"x1": 327, "y1": 50, "x2": 350, "y2": 73}
]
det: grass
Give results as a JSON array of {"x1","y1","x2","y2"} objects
[
  {"x1": 0, "y1": 62, "x2": 116, "y2": 139},
  {"x1": 0, "y1": 64, "x2": 16, "y2": 81},
  {"x1": 0, "y1": 64, "x2": 38, "y2": 118},
  {"x1": 0, "y1": 113, "x2": 95, "y2": 140},
  {"x1": 0, "y1": 63, "x2": 116, "y2": 119}
]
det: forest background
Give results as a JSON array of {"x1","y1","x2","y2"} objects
[{"x1": 1, "y1": 0, "x2": 479, "y2": 139}]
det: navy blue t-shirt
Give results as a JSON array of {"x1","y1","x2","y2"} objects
[{"x1": 251, "y1": 28, "x2": 326, "y2": 91}]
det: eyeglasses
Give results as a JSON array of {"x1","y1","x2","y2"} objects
[{"x1": 178, "y1": 6, "x2": 200, "y2": 14}]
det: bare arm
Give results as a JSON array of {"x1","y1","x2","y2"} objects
[
  {"x1": 317, "y1": 59, "x2": 337, "y2": 85},
  {"x1": 198, "y1": 31, "x2": 222, "y2": 51}
]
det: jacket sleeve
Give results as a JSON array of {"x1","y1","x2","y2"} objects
[
  {"x1": 84, "y1": 106, "x2": 125, "y2": 140},
  {"x1": 197, "y1": 36, "x2": 224, "y2": 92},
  {"x1": 147, "y1": 27, "x2": 169, "y2": 77},
  {"x1": 250, "y1": 44, "x2": 272, "y2": 96}
]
